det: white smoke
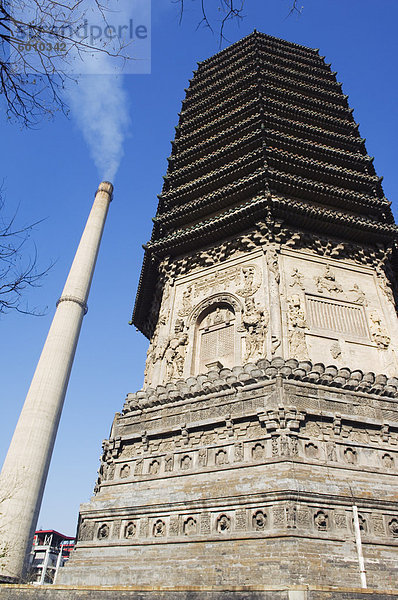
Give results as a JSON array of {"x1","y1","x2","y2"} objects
[
  {"x1": 67, "y1": 71, "x2": 130, "y2": 182},
  {"x1": 63, "y1": 0, "x2": 150, "y2": 182}
]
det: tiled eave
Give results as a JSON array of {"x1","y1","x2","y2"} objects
[
  {"x1": 149, "y1": 196, "x2": 398, "y2": 255},
  {"x1": 132, "y1": 198, "x2": 398, "y2": 337}
]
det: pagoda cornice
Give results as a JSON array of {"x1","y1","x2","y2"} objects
[
  {"x1": 166, "y1": 132, "x2": 377, "y2": 195},
  {"x1": 160, "y1": 149, "x2": 265, "y2": 206},
  {"x1": 185, "y1": 57, "x2": 257, "y2": 98},
  {"x1": 199, "y1": 34, "x2": 323, "y2": 76},
  {"x1": 265, "y1": 129, "x2": 374, "y2": 173},
  {"x1": 192, "y1": 47, "x2": 338, "y2": 95},
  {"x1": 179, "y1": 91, "x2": 351, "y2": 144},
  {"x1": 157, "y1": 164, "x2": 389, "y2": 233},
  {"x1": 266, "y1": 147, "x2": 384, "y2": 197},
  {"x1": 170, "y1": 114, "x2": 261, "y2": 168},
  {"x1": 180, "y1": 73, "x2": 348, "y2": 128},
  {"x1": 264, "y1": 112, "x2": 365, "y2": 153},
  {"x1": 147, "y1": 196, "x2": 398, "y2": 258},
  {"x1": 257, "y1": 52, "x2": 340, "y2": 88},
  {"x1": 165, "y1": 131, "x2": 262, "y2": 187},
  {"x1": 263, "y1": 96, "x2": 357, "y2": 136},
  {"x1": 198, "y1": 32, "x2": 316, "y2": 67},
  {"x1": 262, "y1": 71, "x2": 347, "y2": 108},
  {"x1": 173, "y1": 110, "x2": 365, "y2": 166},
  {"x1": 184, "y1": 59, "x2": 345, "y2": 112},
  {"x1": 176, "y1": 98, "x2": 259, "y2": 150},
  {"x1": 270, "y1": 195, "x2": 398, "y2": 241},
  {"x1": 261, "y1": 83, "x2": 353, "y2": 122},
  {"x1": 156, "y1": 173, "x2": 267, "y2": 230},
  {"x1": 170, "y1": 119, "x2": 260, "y2": 169},
  {"x1": 266, "y1": 169, "x2": 391, "y2": 220},
  {"x1": 180, "y1": 73, "x2": 258, "y2": 119}
]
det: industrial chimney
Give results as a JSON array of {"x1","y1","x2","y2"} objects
[{"x1": 0, "y1": 181, "x2": 113, "y2": 582}]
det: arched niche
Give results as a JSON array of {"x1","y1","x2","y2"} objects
[{"x1": 187, "y1": 293, "x2": 244, "y2": 375}]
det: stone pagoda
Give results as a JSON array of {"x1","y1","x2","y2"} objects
[{"x1": 59, "y1": 32, "x2": 398, "y2": 592}]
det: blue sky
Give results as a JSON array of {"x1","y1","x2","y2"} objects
[{"x1": 1, "y1": 0, "x2": 397, "y2": 537}]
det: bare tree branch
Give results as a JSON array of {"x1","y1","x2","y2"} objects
[
  {"x1": 0, "y1": 0, "x2": 131, "y2": 127},
  {"x1": 0, "y1": 187, "x2": 52, "y2": 316},
  {"x1": 175, "y1": 1, "x2": 303, "y2": 47}
]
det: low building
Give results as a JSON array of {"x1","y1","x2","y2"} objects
[{"x1": 29, "y1": 530, "x2": 75, "y2": 584}]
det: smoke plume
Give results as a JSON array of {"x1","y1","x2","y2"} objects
[{"x1": 67, "y1": 72, "x2": 130, "y2": 182}]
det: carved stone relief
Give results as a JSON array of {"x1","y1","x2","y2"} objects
[
  {"x1": 169, "y1": 516, "x2": 179, "y2": 536},
  {"x1": 371, "y1": 515, "x2": 385, "y2": 536},
  {"x1": 388, "y1": 518, "x2": 398, "y2": 538},
  {"x1": 344, "y1": 447, "x2": 357, "y2": 464},
  {"x1": 183, "y1": 517, "x2": 197, "y2": 536},
  {"x1": 382, "y1": 453, "x2": 394, "y2": 469},
  {"x1": 198, "y1": 448, "x2": 208, "y2": 467},
  {"x1": 242, "y1": 297, "x2": 269, "y2": 362},
  {"x1": 334, "y1": 512, "x2": 347, "y2": 530},
  {"x1": 330, "y1": 342, "x2": 342, "y2": 360},
  {"x1": 287, "y1": 295, "x2": 309, "y2": 361},
  {"x1": 237, "y1": 266, "x2": 261, "y2": 297},
  {"x1": 297, "y1": 507, "x2": 311, "y2": 528},
  {"x1": 78, "y1": 520, "x2": 94, "y2": 541},
  {"x1": 286, "y1": 503, "x2": 297, "y2": 529},
  {"x1": 165, "y1": 455, "x2": 174, "y2": 472},
  {"x1": 235, "y1": 509, "x2": 247, "y2": 530},
  {"x1": 369, "y1": 311, "x2": 391, "y2": 349},
  {"x1": 179, "y1": 285, "x2": 194, "y2": 317},
  {"x1": 272, "y1": 506, "x2": 285, "y2": 528},
  {"x1": 153, "y1": 519, "x2": 166, "y2": 537},
  {"x1": 326, "y1": 442, "x2": 337, "y2": 462},
  {"x1": 149, "y1": 459, "x2": 160, "y2": 475},
  {"x1": 305, "y1": 443, "x2": 319, "y2": 459},
  {"x1": 215, "y1": 449, "x2": 229, "y2": 465},
  {"x1": 139, "y1": 518, "x2": 149, "y2": 538},
  {"x1": 357, "y1": 514, "x2": 367, "y2": 533},
  {"x1": 290, "y1": 268, "x2": 305, "y2": 290},
  {"x1": 314, "y1": 510, "x2": 328, "y2": 531},
  {"x1": 266, "y1": 247, "x2": 282, "y2": 354},
  {"x1": 314, "y1": 265, "x2": 343, "y2": 295},
  {"x1": 180, "y1": 455, "x2": 192, "y2": 470},
  {"x1": 252, "y1": 510, "x2": 267, "y2": 531},
  {"x1": 162, "y1": 319, "x2": 188, "y2": 380},
  {"x1": 200, "y1": 512, "x2": 211, "y2": 535},
  {"x1": 234, "y1": 442, "x2": 244, "y2": 462},
  {"x1": 217, "y1": 514, "x2": 231, "y2": 533},
  {"x1": 125, "y1": 522, "x2": 137, "y2": 538},
  {"x1": 252, "y1": 443, "x2": 265, "y2": 461},
  {"x1": 377, "y1": 272, "x2": 394, "y2": 304},
  {"x1": 193, "y1": 266, "x2": 240, "y2": 297},
  {"x1": 349, "y1": 283, "x2": 368, "y2": 306},
  {"x1": 144, "y1": 283, "x2": 171, "y2": 385},
  {"x1": 97, "y1": 524, "x2": 109, "y2": 540},
  {"x1": 120, "y1": 464, "x2": 130, "y2": 479},
  {"x1": 134, "y1": 459, "x2": 143, "y2": 476}
]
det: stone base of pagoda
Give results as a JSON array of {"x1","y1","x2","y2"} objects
[
  {"x1": 58, "y1": 359, "x2": 398, "y2": 592},
  {"x1": 1, "y1": 585, "x2": 398, "y2": 600}
]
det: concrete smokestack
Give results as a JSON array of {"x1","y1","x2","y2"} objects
[{"x1": 0, "y1": 181, "x2": 113, "y2": 582}]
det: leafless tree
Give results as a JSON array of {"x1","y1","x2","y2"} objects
[
  {"x1": 176, "y1": 0, "x2": 303, "y2": 46},
  {"x1": 0, "y1": 189, "x2": 51, "y2": 315},
  {"x1": 0, "y1": 0, "x2": 129, "y2": 127}
]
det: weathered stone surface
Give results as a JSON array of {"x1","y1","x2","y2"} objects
[{"x1": 1, "y1": 586, "x2": 398, "y2": 600}]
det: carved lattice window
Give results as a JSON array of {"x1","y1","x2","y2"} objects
[
  {"x1": 197, "y1": 305, "x2": 235, "y2": 372},
  {"x1": 306, "y1": 295, "x2": 368, "y2": 338}
]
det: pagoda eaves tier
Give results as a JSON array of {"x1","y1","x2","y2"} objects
[{"x1": 132, "y1": 31, "x2": 397, "y2": 338}]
